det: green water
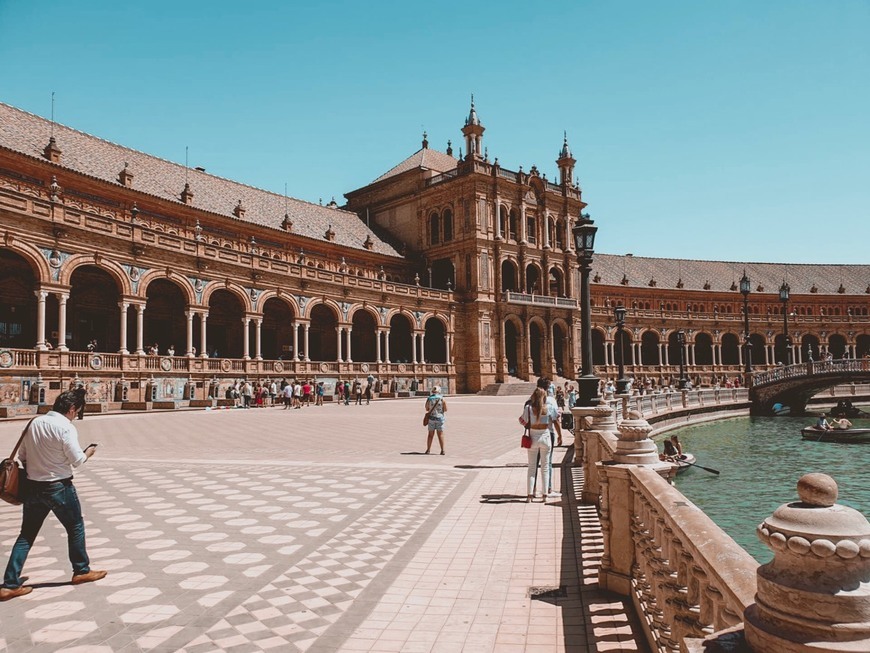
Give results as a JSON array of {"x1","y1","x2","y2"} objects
[{"x1": 669, "y1": 411, "x2": 870, "y2": 563}]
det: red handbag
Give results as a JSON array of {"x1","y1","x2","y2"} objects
[{"x1": 521, "y1": 427, "x2": 532, "y2": 449}]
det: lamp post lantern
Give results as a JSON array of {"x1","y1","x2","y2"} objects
[
  {"x1": 573, "y1": 214, "x2": 599, "y2": 406},
  {"x1": 614, "y1": 305, "x2": 630, "y2": 394},
  {"x1": 676, "y1": 330, "x2": 688, "y2": 389},
  {"x1": 740, "y1": 270, "x2": 752, "y2": 375},
  {"x1": 779, "y1": 281, "x2": 791, "y2": 365}
]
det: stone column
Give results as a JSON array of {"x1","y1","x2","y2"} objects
[
  {"x1": 661, "y1": 342, "x2": 668, "y2": 366},
  {"x1": 57, "y1": 293, "x2": 69, "y2": 351},
  {"x1": 200, "y1": 312, "x2": 208, "y2": 358},
  {"x1": 419, "y1": 332, "x2": 425, "y2": 364},
  {"x1": 35, "y1": 290, "x2": 48, "y2": 350},
  {"x1": 385, "y1": 331, "x2": 391, "y2": 363},
  {"x1": 292, "y1": 322, "x2": 299, "y2": 360},
  {"x1": 446, "y1": 332, "x2": 452, "y2": 364},
  {"x1": 336, "y1": 327, "x2": 344, "y2": 362},
  {"x1": 346, "y1": 325, "x2": 353, "y2": 363},
  {"x1": 254, "y1": 318, "x2": 262, "y2": 360},
  {"x1": 135, "y1": 304, "x2": 145, "y2": 354},
  {"x1": 412, "y1": 331, "x2": 418, "y2": 364},
  {"x1": 375, "y1": 329, "x2": 382, "y2": 363},
  {"x1": 744, "y1": 473, "x2": 870, "y2": 652},
  {"x1": 185, "y1": 310, "x2": 194, "y2": 356},
  {"x1": 303, "y1": 324, "x2": 310, "y2": 361},
  {"x1": 119, "y1": 302, "x2": 129, "y2": 354},
  {"x1": 242, "y1": 317, "x2": 250, "y2": 360}
]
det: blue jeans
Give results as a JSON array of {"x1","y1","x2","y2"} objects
[{"x1": 2, "y1": 478, "x2": 90, "y2": 588}]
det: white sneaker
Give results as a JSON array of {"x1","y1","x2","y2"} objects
[{"x1": 546, "y1": 492, "x2": 562, "y2": 498}]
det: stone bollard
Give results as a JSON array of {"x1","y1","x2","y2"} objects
[{"x1": 744, "y1": 473, "x2": 870, "y2": 652}]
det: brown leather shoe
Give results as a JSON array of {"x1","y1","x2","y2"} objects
[
  {"x1": 71, "y1": 570, "x2": 107, "y2": 585},
  {"x1": 0, "y1": 586, "x2": 32, "y2": 601}
]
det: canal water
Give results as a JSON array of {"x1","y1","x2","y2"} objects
[{"x1": 668, "y1": 410, "x2": 870, "y2": 563}]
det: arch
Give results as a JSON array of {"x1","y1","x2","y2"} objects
[
  {"x1": 206, "y1": 289, "x2": 245, "y2": 358},
  {"x1": 389, "y1": 313, "x2": 413, "y2": 363},
  {"x1": 0, "y1": 248, "x2": 39, "y2": 348},
  {"x1": 529, "y1": 320, "x2": 545, "y2": 376},
  {"x1": 508, "y1": 208, "x2": 519, "y2": 240},
  {"x1": 721, "y1": 332, "x2": 741, "y2": 366},
  {"x1": 773, "y1": 333, "x2": 791, "y2": 365},
  {"x1": 591, "y1": 328, "x2": 606, "y2": 367},
  {"x1": 1, "y1": 242, "x2": 51, "y2": 284},
  {"x1": 309, "y1": 303, "x2": 339, "y2": 361},
  {"x1": 694, "y1": 332, "x2": 714, "y2": 366},
  {"x1": 423, "y1": 317, "x2": 447, "y2": 363},
  {"x1": 501, "y1": 259, "x2": 518, "y2": 292},
  {"x1": 442, "y1": 208, "x2": 453, "y2": 242},
  {"x1": 504, "y1": 317, "x2": 522, "y2": 376},
  {"x1": 554, "y1": 217, "x2": 565, "y2": 250},
  {"x1": 256, "y1": 291, "x2": 300, "y2": 316},
  {"x1": 749, "y1": 333, "x2": 766, "y2": 366},
  {"x1": 640, "y1": 331, "x2": 660, "y2": 365},
  {"x1": 548, "y1": 266, "x2": 564, "y2": 297},
  {"x1": 615, "y1": 328, "x2": 632, "y2": 367},
  {"x1": 429, "y1": 211, "x2": 440, "y2": 246},
  {"x1": 551, "y1": 321, "x2": 568, "y2": 376},
  {"x1": 857, "y1": 334, "x2": 870, "y2": 359},
  {"x1": 351, "y1": 308, "x2": 377, "y2": 362},
  {"x1": 667, "y1": 331, "x2": 684, "y2": 369},
  {"x1": 59, "y1": 254, "x2": 131, "y2": 296},
  {"x1": 828, "y1": 333, "x2": 847, "y2": 359},
  {"x1": 144, "y1": 278, "x2": 188, "y2": 355},
  {"x1": 525, "y1": 263, "x2": 542, "y2": 294},
  {"x1": 261, "y1": 296, "x2": 296, "y2": 360},
  {"x1": 68, "y1": 265, "x2": 122, "y2": 352},
  {"x1": 139, "y1": 271, "x2": 196, "y2": 306},
  {"x1": 201, "y1": 282, "x2": 251, "y2": 313}
]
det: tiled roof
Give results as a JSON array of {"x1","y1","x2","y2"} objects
[
  {"x1": 592, "y1": 253, "x2": 870, "y2": 297},
  {"x1": 0, "y1": 102, "x2": 402, "y2": 258},
  {"x1": 372, "y1": 147, "x2": 457, "y2": 183}
]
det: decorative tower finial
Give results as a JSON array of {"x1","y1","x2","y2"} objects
[
  {"x1": 422, "y1": 131, "x2": 428, "y2": 149},
  {"x1": 556, "y1": 130, "x2": 576, "y2": 187},
  {"x1": 446, "y1": 139, "x2": 453, "y2": 157},
  {"x1": 462, "y1": 94, "x2": 485, "y2": 160}
]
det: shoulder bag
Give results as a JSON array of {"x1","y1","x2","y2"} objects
[
  {"x1": 1, "y1": 418, "x2": 35, "y2": 506},
  {"x1": 521, "y1": 425, "x2": 532, "y2": 449}
]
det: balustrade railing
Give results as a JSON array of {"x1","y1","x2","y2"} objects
[
  {"x1": 751, "y1": 358, "x2": 869, "y2": 386},
  {"x1": 627, "y1": 467, "x2": 757, "y2": 651},
  {"x1": 503, "y1": 291, "x2": 579, "y2": 308}
]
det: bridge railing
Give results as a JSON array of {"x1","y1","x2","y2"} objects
[{"x1": 751, "y1": 358, "x2": 869, "y2": 386}]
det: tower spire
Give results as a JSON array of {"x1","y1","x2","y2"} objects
[
  {"x1": 556, "y1": 131, "x2": 576, "y2": 187},
  {"x1": 461, "y1": 94, "x2": 485, "y2": 161}
]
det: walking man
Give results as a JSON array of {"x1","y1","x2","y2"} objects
[{"x1": 1, "y1": 391, "x2": 107, "y2": 601}]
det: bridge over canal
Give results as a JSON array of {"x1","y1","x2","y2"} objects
[{"x1": 749, "y1": 359, "x2": 870, "y2": 414}]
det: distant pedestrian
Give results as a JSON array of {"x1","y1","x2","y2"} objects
[
  {"x1": 1, "y1": 391, "x2": 107, "y2": 601},
  {"x1": 315, "y1": 382, "x2": 324, "y2": 406},
  {"x1": 354, "y1": 381, "x2": 363, "y2": 405},
  {"x1": 337, "y1": 380, "x2": 345, "y2": 405},
  {"x1": 424, "y1": 386, "x2": 447, "y2": 455},
  {"x1": 343, "y1": 381, "x2": 350, "y2": 406}
]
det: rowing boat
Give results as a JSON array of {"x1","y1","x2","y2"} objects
[{"x1": 800, "y1": 427, "x2": 870, "y2": 444}]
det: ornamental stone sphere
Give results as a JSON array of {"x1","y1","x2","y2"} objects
[{"x1": 796, "y1": 473, "x2": 837, "y2": 507}]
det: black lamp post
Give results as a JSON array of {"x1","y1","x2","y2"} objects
[
  {"x1": 779, "y1": 281, "x2": 791, "y2": 365},
  {"x1": 740, "y1": 270, "x2": 752, "y2": 375},
  {"x1": 572, "y1": 214, "x2": 599, "y2": 406},
  {"x1": 676, "y1": 330, "x2": 688, "y2": 389},
  {"x1": 614, "y1": 306, "x2": 630, "y2": 394}
]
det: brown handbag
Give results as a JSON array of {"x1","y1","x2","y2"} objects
[{"x1": 0, "y1": 418, "x2": 35, "y2": 506}]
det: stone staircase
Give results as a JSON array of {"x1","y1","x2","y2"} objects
[{"x1": 478, "y1": 378, "x2": 536, "y2": 396}]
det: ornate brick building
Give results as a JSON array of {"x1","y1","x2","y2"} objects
[{"x1": 0, "y1": 100, "x2": 867, "y2": 414}]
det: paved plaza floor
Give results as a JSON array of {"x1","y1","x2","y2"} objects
[{"x1": 0, "y1": 396, "x2": 646, "y2": 652}]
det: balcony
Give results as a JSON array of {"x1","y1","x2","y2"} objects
[{"x1": 503, "y1": 291, "x2": 578, "y2": 309}]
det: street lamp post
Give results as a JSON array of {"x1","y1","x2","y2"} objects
[
  {"x1": 676, "y1": 330, "x2": 688, "y2": 389},
  {"x1": 572, "y1": 214, "x2": 599, "y2": 406},
  {"x1": 779, "y1": 281, "x2": 791, "y2": 365},
  {"x1": 740, "y1": 270, "x2": 752, "y2": 375},
  {"x1": 614, "y1": 306, "x2": 630, "y2": 394}
]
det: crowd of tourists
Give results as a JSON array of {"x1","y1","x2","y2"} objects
[{"x1": 221, "y1": 376, "x2": 387, "y2": 408}]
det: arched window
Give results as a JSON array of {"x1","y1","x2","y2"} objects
[
  {"x1": 508, "y1": 209, "x2": 518, "y2": 240},
  {"x1": 554, "y1": 218, "x2": 565, "y2": 249},
  {"x1": 499, "y1": 206, "x2": 508, "y2": 237},
  {"x1": 429, "y1": 212, "x2": 440, "y2": 245},
  {"x1": 526, "y1": 214, "x2": 537, "y2": 245},
  {"x1": 442, "y1": 209, "x2": 453, "y2": 242}
]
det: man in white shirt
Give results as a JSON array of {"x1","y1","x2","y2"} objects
[{"x1": 0, "y1": 391, "x2": 107, "y2": 601}]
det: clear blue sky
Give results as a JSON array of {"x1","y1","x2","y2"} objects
[{"x1": 1, "y1": 1, "x2": 868, "y2": 264}]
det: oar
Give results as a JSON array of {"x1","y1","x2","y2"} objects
[{"x1": 679, "y1": 458, "x2": 720, "y2": 475}]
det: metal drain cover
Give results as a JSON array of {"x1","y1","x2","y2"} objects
[{"x1": 528, "y1": 585, "x2": 567, "y2": 599}]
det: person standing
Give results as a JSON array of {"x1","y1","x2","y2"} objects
[
  {"x1": 1, "y1": 391, "x2": 107, "y2": 601},
  {"x1": 354, "y1": 380, "x2": 363, "y2": 405},
  {"x1": 424, "y1": 386, "x2": 447, "y2": 455},
  {"x1": 519, "y1": 387, "x2": 556, "y2": 503}
]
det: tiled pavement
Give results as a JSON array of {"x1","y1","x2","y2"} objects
[{"x1": 0, "y1": 397, "x2": 647, "y2": 652}]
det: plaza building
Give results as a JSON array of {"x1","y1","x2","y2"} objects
[{"x1": 0, "y1": 100, "x2": 867, "y2": 415}]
